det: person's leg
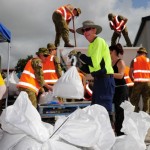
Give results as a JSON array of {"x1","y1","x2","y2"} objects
[
  {"x1": 52, "y1": 12, "x2": 62, "y2": 47},
  {"x1": 111, "y1": 32, "x2": 119, "y2": 46},
  {"x1": 130, "y1": 82, "x2": 141, "y2": 112},
  {"x1": 122, "y1": 28, "x2": 132, "y2": 47},
  {"x1": 142, "y1": 82, "x2": 150, "y2": 113}
]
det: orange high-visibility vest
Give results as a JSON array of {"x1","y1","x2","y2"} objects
[
  {"x1": 43, "y1": 55, "x2": 58, "y2": 85},
  {"x1": 109, "y1": 16, "x2": 125, "y2": 32},
  {"x1": 17, "y1": 59, "x2": 41, "y2": 94},
  {"x1": 56, "y1": 5, "x2": 73, "y2": 21},
  {"x1": 85, "y1": 83, "x2": 93, "y2": 96},
  {"x1": 133, "y1": 55, "x2": 150, "y2": 82},
  {"x1": 124, "y1": 66, "x2": 134, "y2": 86}
]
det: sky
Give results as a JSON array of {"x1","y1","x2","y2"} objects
[{"x1": 0, "y1": 0, "x2": 150, "y2": 69}]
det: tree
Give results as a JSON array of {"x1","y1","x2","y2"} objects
[{"x1": 15, "y1": 55, "x2": 33, "y2": 78}]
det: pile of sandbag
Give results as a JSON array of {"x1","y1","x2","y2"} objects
[
  {"x1": 111, "y1": 101, "x2": 150, "y2": 150},
  {"x1": 0, "y1": 92, "x2": 116, "y2": 150}
]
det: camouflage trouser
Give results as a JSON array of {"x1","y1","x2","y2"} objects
[
  {"x1": 52, "y1": 11, "x2": 70, "y2": 47},
  {"x1": 18, "y1": 87, "x2": 37, "y2": 108},
  {"x1": 111, "y1": 27, "x2": 132, "y2": 47},
  {"x1": 130, "y1": 82, "x2": 150, "y2": 113}
]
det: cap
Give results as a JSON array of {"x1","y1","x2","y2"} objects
[
  {"x1": 47, "y1": 43, "x2": 57, "y2": 51},
  {"x1": 36, "y1": 48, "x2": 49, "y2": 55},
  {"x1": 137, "y1": 47, "x2": 148, "y2": 54}
]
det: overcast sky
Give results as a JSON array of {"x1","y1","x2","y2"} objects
[{"x1": 0, "y1": 0, "x2": 150, "y2": 69}]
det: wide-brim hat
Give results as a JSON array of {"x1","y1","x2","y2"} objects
[
  {"x1": 47, "y1": 43, "x2": 57, "y2": 51},
  {"x1": 76, "y1": 20, "x2": 102, "y2": 35},
  {"x1": 36, "y1": 48, "x2": 49, "y2": 55},
  {"x1": 137, "y1": 47, "x2": 148, "y2": 54}
]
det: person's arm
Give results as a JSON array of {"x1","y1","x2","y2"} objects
[
  {"x1": 32, "y1": 58, "x2": 53, "y2": 91},
  {"x1": 129, "y1": 60, "x2": 134, "y2": 82},
  {"x1": 113, "y1": 59, "x2": 125, "y2": 79}
]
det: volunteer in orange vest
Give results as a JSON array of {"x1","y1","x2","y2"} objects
[
  {"x1": 108, "y1": 13, "x2": 132, "y2": 47},
  {"x1": 124, "y1": 66, "x2": 134, "y2": 99},
  {"x1": 52, "y1": 4, "x2": 81, "y2": 47},
  {"x1": 43, "y1": 43, "x2": 62, "y2": 86},
  {"x1": 129, "y1": 47, "x2": 150, "y2": 113},
  {"x1": 17, "y1": 48, "x2": 53, "y2": 108}
]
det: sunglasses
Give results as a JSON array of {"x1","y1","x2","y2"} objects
[
  {"x1": 82, "y1": 27, "x2": 93, "y2": 33},
  {"x1": 43, "y1": 54, "x2": 49, "y2": 57}
]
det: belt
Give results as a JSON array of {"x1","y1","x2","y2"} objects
[{"x1": 94, "y1": 74, "x2": 113, "y2": 79}]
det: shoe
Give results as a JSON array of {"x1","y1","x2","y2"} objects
[{"x1": 64, "y1": 43, "x2": 74, "y2": 47}]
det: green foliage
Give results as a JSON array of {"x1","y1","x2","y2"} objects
[{"x1": 15, "y1": 55, "x2": 33, "y2": 73}]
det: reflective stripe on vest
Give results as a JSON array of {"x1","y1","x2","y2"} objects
[
  {"x1": 110, "y1": 16, "x2": 125, "y2": 32},
  {"x1": 124, "y1": 66, "x2": 134, "y2": 86},
  {"x1": 85, "y1": 84, "x2": 92, "y2": 96},
  {"x1": 56, "y1": 6, "x2": 72, "y2": 21},
  {"x1": 17, "y1": 59, "x2": 41, "y2": 94},
  {"x1": 133, "y1": 56, "x2": 150, "y2": 82},
  {"x1": 43, "y1": 55, "x2": 58, "y2": 84}
]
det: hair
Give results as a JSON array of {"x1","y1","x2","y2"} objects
[{"x1": 109, "y1": 43, "x2": 124, "y2": 55}]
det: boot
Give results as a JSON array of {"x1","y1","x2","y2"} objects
[{"x1": 64, "y1": 43, "x2": 74, "y2": 47}]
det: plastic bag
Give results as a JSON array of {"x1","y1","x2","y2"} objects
[
  {"x1": 39, "y1": 91, "x2": 54, "y2": 104},
  {"x1": 53, "y1": 66, "x2": 84, "y2": 99}
]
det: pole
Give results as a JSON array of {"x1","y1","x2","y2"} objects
[{"x1": 72, "y1": 17, "x2": 77, "y2": 47}]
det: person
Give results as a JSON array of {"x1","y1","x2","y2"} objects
[
  {"x1": 43, "y1": 43, "x2": 62, "y2": 85},
  {"x1": 109, "y1": 43, "x2": 128, "y2": 136},
  {"x1": 52, "y1": 4, "x2": 81, "y2": 47},
  {"x1": 124, "y1": 66, "x2": 134, "y2": 100},
  {"x1": 108, "y1": 13, "x2": 132, "y2": 47},
  {"x1": 0, "y1": 72, "x2": 6, "y2": 114},
  {"x1": 129, "y1": 47, "x2": 150, "y2": 113},
  {"x1": 17, "y1": 48, "x2": 53, "y2": 108},
  {"x1": 68, "y1": 20, "x2": 115, "y2": 121}
]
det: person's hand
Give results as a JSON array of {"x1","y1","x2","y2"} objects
[
  {"x1": 69, "y1": 29, "x2": 75, "y2": 33},
  {"x1": 44, "y1": 83, "x2": 53, "y2": 91}
]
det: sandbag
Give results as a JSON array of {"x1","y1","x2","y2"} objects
[
  {"x1": 53, "y1": 66, "x2": 84, "y2": 99},
  {"x1": 111, "y1": 101, "x2": 150, "y2": 150},
  {"x1": 0, "y1": 91, "x2": 51, "y2": 143},
  {"x1": 54, "y1": 104, "x2": 115, "y2": 150},
  {"x1": 4, "y1": 71, "x2": 19, "y2": 96}
]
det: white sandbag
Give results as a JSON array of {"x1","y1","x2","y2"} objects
[
  {"x1": 39, "y1": 91, "x2": 53, "y2": 104},
  {"x1": 42, "y1": 139, "x2": 81, "y2": 150},
  {"x1": 12, "y1": 136, "x2": 42, "y2": 150},
  {"x1": 0, "y1": 91, "x2": 51, "y2": 143},
  {"x1": 0, "y1": 131, "x2": 26, "y2": 150},
  {"x1": 53, "y1": 66, "x2": 84, "y2": 99},
  {"x1": 111, "y1": 101, "x2": 150, "y2": 150},
  {"x1": 54, "y1": 104, "x2": 115, "y2": 150},
  {"x1": 4, "y1": 71, "x2": 19, "y2": 96}
]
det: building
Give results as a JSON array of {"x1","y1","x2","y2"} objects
[{"x1": 134, "y1": 16, "x2": 150, "y2": 58}]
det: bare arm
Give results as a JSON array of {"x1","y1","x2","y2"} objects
[{"x1": 113, "y1": 59, "x2": 126, "y2": 79}]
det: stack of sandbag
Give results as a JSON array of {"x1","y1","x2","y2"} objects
[
  {"x1": 111, "y1": 101, "x2": 150, "y2": 150},
  {"x1": 0, "y1": 91, "x2": 53, "y2": 150},
  {"x1": 0, "y1": 91, "x2": 116, "y2": 150}
]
